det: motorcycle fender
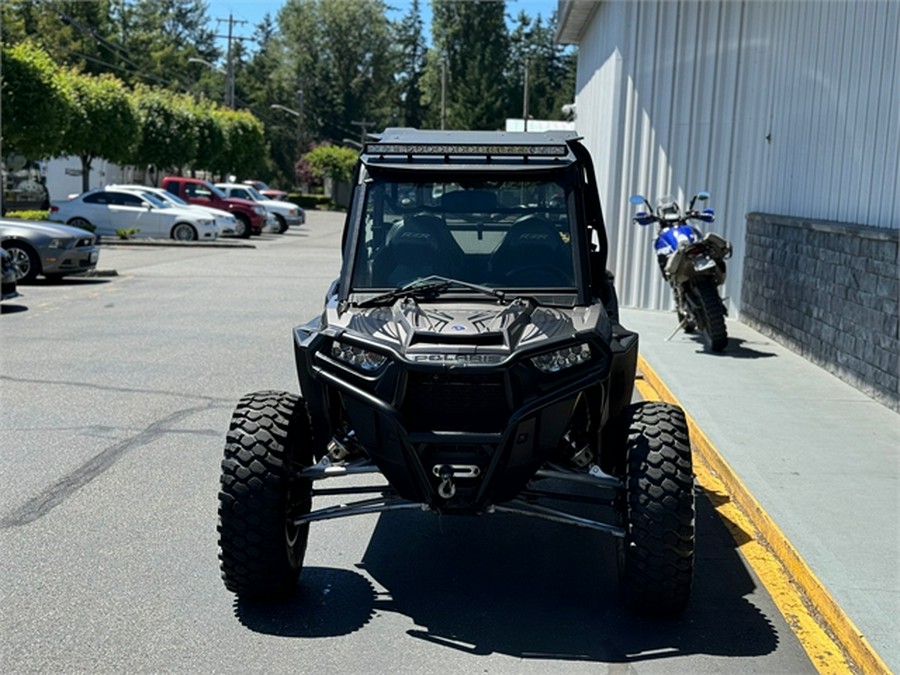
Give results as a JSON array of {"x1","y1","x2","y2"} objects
[{"x1": 693, "y1": 255, "x2": 716, "y2": 273}]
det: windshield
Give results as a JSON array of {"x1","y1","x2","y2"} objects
[
  {"x1": 350, "y1": 171, "x2": 577, "y2": 293},
  {"x1": 142, "y1": 192, "x2": 168, "y2": 208},
  {"x1": 159, "y1": 191, "x2": 188, "y2": 206}
]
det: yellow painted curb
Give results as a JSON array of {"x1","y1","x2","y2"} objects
[{"x1": 636, "y1": 354, "x2": 892, "y2": 675}]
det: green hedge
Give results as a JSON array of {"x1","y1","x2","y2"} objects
[
  {"x1": 4, "y1": 209, "x2": 51, "y2": 221},
  {"x1": 288, "y1": 193, "x2": 333, "y2": 210}
]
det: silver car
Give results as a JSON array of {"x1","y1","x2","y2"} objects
[{"x1": 0, "y1": 219, "x2": 100, "y2": 283}]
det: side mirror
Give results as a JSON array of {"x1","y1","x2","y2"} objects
[
  {"x1": 629, "y1": 195, "x2": 645, "y2": 205},
  {"x1": 688, "y1": 191, "x2": 710, "y2": 210}
]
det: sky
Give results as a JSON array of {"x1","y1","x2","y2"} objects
[{"x1": 205, "y1": 0, "x2": 563, "y2": 49}]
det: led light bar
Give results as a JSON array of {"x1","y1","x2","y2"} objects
[{"x1": 364, "y1": 143, "x2": 568, "y2": 157}]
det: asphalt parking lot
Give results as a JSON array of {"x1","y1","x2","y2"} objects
[{"x1": 1, "y1": 210, "x2": 894, "y2": 673}]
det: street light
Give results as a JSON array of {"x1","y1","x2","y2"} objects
[
  {"x1": 271, "y1": 91, "x2": 305, "y2": 187},
  {"x1": 270, "y1": 104, "x2": 300, "y2": 118},
  {"x1": 188, "y1": 58, "x2": 229, "y2": 108},
  {"x1": 188, "y1": 57, "x2": 224, "y2": 73}
]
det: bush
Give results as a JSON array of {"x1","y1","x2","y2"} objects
[
  {"x1": 4, "y1": 210, "x2": 51, "y2": 221},
  {"x1": 288, "y1": 193, "x2": 333, "y2": 210}
]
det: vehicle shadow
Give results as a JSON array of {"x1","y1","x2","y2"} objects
[
  {"x1": 1, "y1": 302, "x2": 28, "y2": 314},
  {"x1": 33, "y1": 277, "x2": 112, "y2": 287},
  {"x1": 690, "y1": 336, "x2": 778, "y2": 359},
  {"x1": 237, "y1": 491, "x2": 780, "y2": 664}
]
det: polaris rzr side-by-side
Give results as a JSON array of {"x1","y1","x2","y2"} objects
[{"x1": 217, "y1": 129, "x2": 695, "y2": 616}]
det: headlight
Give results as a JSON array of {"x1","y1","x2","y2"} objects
[
  {"x1": 530, "y1": 344, "x2": 592, "y2": 373},
  {"x1": 254, "y1": 206, "x2": 266, "y2": 215},
  {"x1": 47, "y1": 237, "x2": 73, "y2": 249},
  {"x1": 289, "y1": 208, "x2": 297, "y2": 216},
  {"x1": 197, "y1": 218, "x2": 213, "y2": 226},
  {"x1": 331, "y1": 341, "x2": 388, "y2": 372}
]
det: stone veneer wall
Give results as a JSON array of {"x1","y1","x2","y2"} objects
[{"x1": 741, "y1": 213, "x2": 898, "y2": 411}]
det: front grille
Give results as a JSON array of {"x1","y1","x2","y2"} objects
[{"x1": 403, "y1": 372, "x2": 510, "y2": 433}]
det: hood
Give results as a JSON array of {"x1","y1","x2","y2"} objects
[
  {"x1": 334, "y1": 299, "x2": 609, "y2": 360},
  {"x1": 0, "y1": 218, "x2": 95, "y2": 239},
  {"x1": 224, "y1": 197, "x2": 258, "y2": 209},
  {"x1": 264, "y1": 199, "x2": 302, "y2": 211}
]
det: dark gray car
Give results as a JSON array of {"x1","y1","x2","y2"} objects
[{"x1": 0, "y1": 219, "x2": 99, "y2": 283}]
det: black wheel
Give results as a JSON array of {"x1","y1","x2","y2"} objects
[
  {"x1": 234, "y1": 214, "x2": 252, "y2": 239},
  {"x1": 171, "y1": 222, "x2": 197, "y2": 241},
  {"x1": 67, "y1": 217, "x2": 93, "y2": 232},
  {"x1": 695, "y1": 279, "x2": 727, "y2": 351},
  {"x1": 3, "y1": 241, "x2": 40, "y2": 283},
  {"x1": 275, "y1": 214, "x2": 288, "y2": 234},
  {"x1": 218, "y1": 390, "x2": 314, "y2": 600},
  {"x1": 617, "y1": 401, "x2": 694, "y2": 616}
]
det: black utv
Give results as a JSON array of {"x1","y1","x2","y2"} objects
[{"x1": 218, "y1": 129, "x2": 695, "y2": 616}]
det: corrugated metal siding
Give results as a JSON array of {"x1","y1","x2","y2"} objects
[{"x1": 572, "y1": 0, "x2": 899, "y2": 315}]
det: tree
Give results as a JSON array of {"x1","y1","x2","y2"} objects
[
  {"x1": 393, "y1": 0, "x2": 427, "y2": 128},
  {"x1": 429, "y1": 0, "x2": 511, "y2": 130},
  {"x1": 1, "y1": 41, "x2": 72, "y2": 159},
  {"x1": 237, "y1": 14, "x2": 297, "y2": 185},
  {"x1": 212, "y1": 109, "x2": 267, "y2": 179},
  {"x1": 131, "y1": 86, "x2": 199, "y2": 180},
  {"x1": 303, "y1": 144, "x2": 357, "y2": 183},
  {"x1": 0, "y1": 0, "x2": 120, "y2": 78},
  {"x1": 113, "y1": 0, "x2": 219, "y2": 89},
  {"x1": 190, "y1": 101, "x2": 227, "y2": 176},
  {"x1": 278, "y1": 0, "x2": 396, "y2": 145},
  {"x1": 509, "y1": 11, "x2": 576, "y2": 121},
  {"x1": 59, "y1": 71, "x2": 139, "y2": 192}
]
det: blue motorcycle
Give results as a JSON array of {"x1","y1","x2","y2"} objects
[{"x1": 630, "y1": 191, "x2": 732, "y2": 351}]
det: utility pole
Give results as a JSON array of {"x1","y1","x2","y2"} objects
[
  {"x1": 215, "y1": 14, "x2": 249, "y2": 109},
  {"x1": 440, "y1": 57, "x2": 447, "y2": 130},
  {"x1": 523, "y1": 57, "x2": 530, "y2": 132}
]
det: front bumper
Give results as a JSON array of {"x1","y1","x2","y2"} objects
[
  {"x1": 42, "y1": 245, "x2": 100, "y2": 275},
  {"x1": 295, "y1": 329, "x2": 617, "y2": 512}
]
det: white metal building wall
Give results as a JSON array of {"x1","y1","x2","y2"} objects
[{"x1": 569, "y1": 0, "x2": 899, "y2": 315}]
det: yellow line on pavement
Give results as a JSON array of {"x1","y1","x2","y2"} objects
[{"x1": 636, "y1": 355, "x2": 891, "y2": 675}]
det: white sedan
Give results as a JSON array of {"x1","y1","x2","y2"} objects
[
  {"x1": 108, "y1": 184, "x2": 238, "y2": 237},
  {"x1": 50, "y1": 188, "x2": 219, "y2": 241},
  {"x1": 215, "y1": 183, "x2": 304, "y2": 234}
]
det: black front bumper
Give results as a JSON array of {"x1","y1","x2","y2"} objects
[{"x1": 294, "y1": 327, "x2": 630, "y2": 512}]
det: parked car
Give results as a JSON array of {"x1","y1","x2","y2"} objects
[
  {"x1": 161, "y1": 177, "x2": 266, "y2": 238},
  {"x1": 108, "y1": 184, "x2": 238, "y2": 237},
  {"x1": 216, "y1": 183, "x2": 305, "y2": 234},
  {"x1": 0, "y1": 218, "x2": 99, "y2": 283},
  {"x1": 49, "y1": 188, "x2": 219, "y2": 241},
  {"x1": 1, "y1": 248, "x2": 20, "y2": 300},
  {"x1": 242, "y1": 180, "x2": 289, "y2": 201}
]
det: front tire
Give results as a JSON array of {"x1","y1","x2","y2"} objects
[
  {"x1": 171, "y1": 222, "x2": 197, "y2": 241},
  {"x1": 218, "y1": 390, "x2": 314, "y2": 600},
  {"x1": 617, "y1": 401, "x2": 695, "y2": 616},
  {"x1": 275, "y1": 214, "x2": 288, "y2": 234},
  {"x1": 2, "y1": 241, "x2": 40, "y2": 283},
  {"x1": 695, "y1": 279, "x2": 728, "y2": 351},
  {"x1": 234, "y1": 215, "x2": 252, "y2": 239}
]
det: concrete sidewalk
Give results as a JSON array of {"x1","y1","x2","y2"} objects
[{"x1": 620, "y1": 308, "x2": 899, "y2": 671}]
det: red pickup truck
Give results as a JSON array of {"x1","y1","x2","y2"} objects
[{"x1": 161, "y1": 177, "x2": 266, "y2": 238}]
